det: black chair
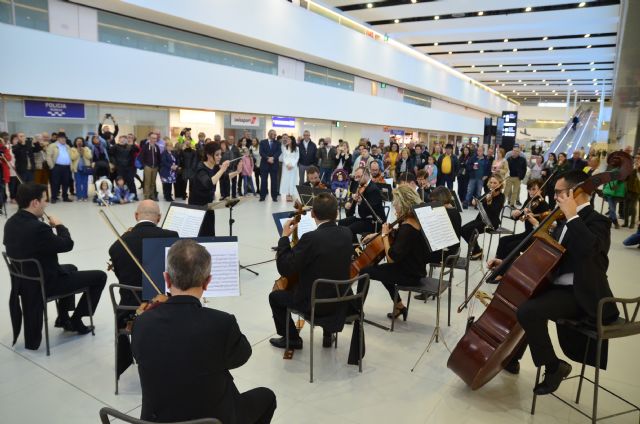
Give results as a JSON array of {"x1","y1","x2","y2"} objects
[
  {"x1": 531, "y1": 296, "x2": 640, "y2": 423},
  {"x1": 391, "y1": 250, "x2": 459, "y2": 331},
  {"x1": 429, "y1": 230, "x2": 478, "y2": 306},
  {"x1": 98, "y1": 407, "x2": 221, "y2": 424},
  {"x1": 108, "y1": 283, "x2": 143, "y2": 395},
  {"x1": 500, "y1": 205, "x2": 518, "y2": 233},
  {"x1": 285, "y1": 275, "x2": 369, "y2": 383},
  {"x1": 483, "y1": 209, "x2": 515, "y2": 256},
  {"x1": 2, "y1": 252, "x2": 94, "y2": 356}
]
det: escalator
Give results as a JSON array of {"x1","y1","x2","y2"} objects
[{"x1": 545, "y1": 104, "x2": 598, "y2": 158}]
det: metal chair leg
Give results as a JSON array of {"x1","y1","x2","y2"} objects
[
  {"x1": 531, "y1": 367, "x2": 541, "y2": 415},
  {"x1": 44, "y1": 302, "x2": 50, "y2": 356},
  {"x1": 285, "y1": 308, "x2": 290, "y2": 350},
  {"x1": 592, "y1": 340, "x2": 602, "y2": 424},
  {"x1": 391, "y1": 287, "x2": 399, "y2": 332},
  {"x1": 334, "y1": 332, "x2": 338, "y2": 349},
  {"x1": 309, "y1": 324, "x2": 314, "y2": 383},
  {"x1": 447, "y1": 274, "x2": 452, "y2": 327},
  {"x1": 576, "y1": 337, "x2": 591, "y2": 404},
  {"x1": 358, "y1": 316, "x2": 363, "y2": 373},
  {"x1": 85, "y1": 289, "x2": 95, "y2": 336}
]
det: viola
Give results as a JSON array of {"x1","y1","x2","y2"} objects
[
  {"x1": 448, "y1": 151, "x2": 633, "y2": 390},
  {"x1": 350, "y1": 217, "x2": 402, "y2": 278}
]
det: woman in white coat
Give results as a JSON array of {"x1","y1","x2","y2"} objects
[{"x1": 279, "y1": 134, "x2": 299, "y2": 202}]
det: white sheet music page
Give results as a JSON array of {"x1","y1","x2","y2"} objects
[
  {"x1": 162, "y1": 206, "x2": 206, "y2": 237},
  {"x1": 279, "y1": 213, "x2": 317, "y2": 240},
  {"x1": 414, "y1": 206, "x2": 459, "y2": 251},
  {"x1": 165, "y1": 242, "x2": 240, "y2": 298}
]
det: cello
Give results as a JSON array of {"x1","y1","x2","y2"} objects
[{"x1": 447, "y1": 151, "x2": 633, "y2": 390}]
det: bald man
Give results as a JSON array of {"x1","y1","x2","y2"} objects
[{"x1": 108, "y1": 200, "x2": 180, "y2": 377}]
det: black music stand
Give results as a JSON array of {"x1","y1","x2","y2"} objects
[
  {"x1": 375, "y1": 183, "x2": 393, "y2": 203},
  {"x1": 450, "y1": 190, "x2": 463, "y2": 213},
  {"x1": 221, "y1": 198, "x2": 259, "y2": 276},
  {"x1": 296, "y1": 184, "x2": 332, "y2": 207}
]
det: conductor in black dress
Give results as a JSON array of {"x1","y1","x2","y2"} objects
[
  {"x1": 269, "y1": 193, "x2": 353, "y2": 349},
  {"x1": 132, "y1": 240, "x2": 276, "y2": 423},
  {"x1": 338, "y1": 166, "x2": 386, "y2": 241},
  {"x1": 489, "y1": 170, "x2": 619, "y2": 395}
]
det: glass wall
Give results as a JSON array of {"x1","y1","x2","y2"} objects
[
  {"x1": 403, "y1": 89, "x2": 432, "y2": 108},
  {"x1": 97, "y1": 11, "x2": 278, "y2": 76},
  {"x1": 304, "y1": 63, "x2": 355, "y2": 91},
  {"x1": 0, "y1": 0, "x2": 48, "y2": 31}
]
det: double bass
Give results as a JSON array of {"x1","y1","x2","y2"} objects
[{"x1": 447, "y1": 152, "x2": 633, "y2": 390}]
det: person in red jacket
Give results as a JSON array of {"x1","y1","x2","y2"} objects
[{"x1": 0, "y1": 133, "x2": 13, "y2": 203}]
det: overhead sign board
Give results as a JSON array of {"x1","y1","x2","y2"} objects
[
  {"x1": 272, "y1": 116, "x2": 295, "y2": 128},
  {"x1": 230, "y1": 113, "x2": 260, "y2": 127},
  {"x1": 24, "y1": 100, "x2": 85, "y2": 119}
]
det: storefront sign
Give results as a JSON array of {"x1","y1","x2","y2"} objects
[
  {"x1": 230, "y1": 113, "x2": 260, "y2": 127},
  {"x1": 272, "y1": 116, "x2": 295, "y2": 128},
  {"x1": 24, "y1": 100, "x2": 85, "y2": 119},
  {"x1": 389, "y1": 129, "x2": 405, "y2": 136}
]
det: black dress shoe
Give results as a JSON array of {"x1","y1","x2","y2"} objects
[
  {"x1": 534, "y1": 361, "x2": 572, "y2": 395},
  {"x1": 322, "y1": 333, "x2": 335, "y2": 348},
  {"x1": 414, "y1": 293, "x2": 427, "y2": 301},
  {"x1": 64, "y1": 318, "x2": 94, "y2": 335},
  {"x1": 504, "y1": 359, "x2": 520, "y2": 375},
  {"x1": 63, "y1": 198, "x2": 73, "y2": 203},
  {"x1": 259, "y1": 198, "x2": 266, "y2": 202},
  {"x1": 51, "y1": 199, "x2": 58, "y2": 204},
  {"x1": 269, "y1": 336, "x2": 303, "y2": 350},
  {"x1": 54, "y1": 316, "x2": 70, "y2": 328}
]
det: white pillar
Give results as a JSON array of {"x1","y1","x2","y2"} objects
[{"x1": 566, "y1": 89, "x2": 571, "y2": 120}]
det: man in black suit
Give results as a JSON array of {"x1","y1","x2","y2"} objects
[
  {"x1": 269, "y1": 193, "x2": 353, "y2": 349},
  {"x1": 259, "y1": 129, "x2": 282, "y2": 201},
  {"x1": 489, "y1": 170, "x2": 619, "y2": 395},
  {"x1": 4, "y1": 183, "x2": 106, "y2": 347},
  {"x1": 567, "y1": 149, "x2": 588, "y2": 171},
  {"x1": 298, "y1": 130, "x2": 317, "y2": 184},
  {"x1": 338, "y1": 167, "x2": 386, "y2": 242},
  {"x1": 132, "y1": 239, "x2": 276, "y2": 423}
]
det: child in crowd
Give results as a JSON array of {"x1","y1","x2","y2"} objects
[
  {"x1": 114, "y1": 176, "x2": 136, "y2": 204},
  {"x1": 425, "y1": 155, "x2": 438, "y2": 188},
  {"x1": 159, "y1": 141, "x2": 177, "y2": 202},
  {"x1": 240, "y1": 147, "x2": 256, "y2": 196},
  {"x1": 94, "y1": 178, "x2": 117, "y2": 205},
  {"x1": 331, "y1": 169, "x2": 349, "y2": 201}
]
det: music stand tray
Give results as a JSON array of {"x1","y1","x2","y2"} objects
[{"x1": 296, "y1": 185, "x2": 332, "y2": 206}]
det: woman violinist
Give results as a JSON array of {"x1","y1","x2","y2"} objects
[
  {"x1": 492, "y1": 178, "x2": 550, "y2": 262},
  {"x1": 359, "y1": 185, "x2": 429, "y2": 320},
  {"x1": 460, "y1": 173, "x2": 505, "y2": 260}
]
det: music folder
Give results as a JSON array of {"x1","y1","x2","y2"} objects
[
  {"x1": 161, "y1": 202, "x2": 207, "y2": 238},
  {"x1": 413, "y1": 202, "x2": 459, "y2": 252}
]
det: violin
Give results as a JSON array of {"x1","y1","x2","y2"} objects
[
  {"x1": 272, "y1": 201, "x2": 309, "y2": 291},
  {"x1": 350, "y1": 215, "x2": 403, "y2": 278},
  {"x1": 448, "y1": 151, "x2": 633, "y2": 390},
  {"x1": 312, "y1": 180, "x2": 327, "y2": 190}
]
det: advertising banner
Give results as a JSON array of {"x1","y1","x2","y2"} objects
[{"x1": 24, "y1": 100, "x2": 85, "y2": 119}]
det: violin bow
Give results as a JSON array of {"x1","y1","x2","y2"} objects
[
  {"x1": 98, "y1": 209, "x2": 163, "y2": 296},
  {"x1": 98, "y1": 195, "x2": 127, "y2": 231}
]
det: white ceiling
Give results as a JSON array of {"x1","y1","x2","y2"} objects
[{"x1": 320, "y1": 0, "x2": 621, "y2": 104}]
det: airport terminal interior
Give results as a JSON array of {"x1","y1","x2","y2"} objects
[{"x1": 0, "y1": 1, "x2": 639, "y2": 423}]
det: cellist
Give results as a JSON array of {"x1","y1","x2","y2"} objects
[
  {"x1": 487, "y1": 170, "x2": 619, "y2": 395},
  {"x1": 359, "y1": 185, "x2": 429, "y2": 321},
  {"x1": 268, "y1": 193, "x2": 352, "y2": 350}
]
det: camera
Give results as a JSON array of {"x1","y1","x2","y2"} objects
[{"x1": 105, "y1": 113, "x2": 113, "y2": 119}]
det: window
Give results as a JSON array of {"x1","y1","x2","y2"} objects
[
  {"x1": 304, "y1": 63, "x2": 354, "y2": 91},
  {"x1": 97, "y1": 11, "x2": 278, "y2": 75},
  {"x1": 0, "y1": 0, "x2": 48, "y2": 30},
  {"x1": 0, "y1": 0, "x2": 11, "y2": 24},
  {"x1": 403, "y1": 89, "x2": 432, "y2": 108}
]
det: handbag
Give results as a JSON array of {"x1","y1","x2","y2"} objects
[{"x1": 602, "y1": 181, "x2": 626, "y2": 198}]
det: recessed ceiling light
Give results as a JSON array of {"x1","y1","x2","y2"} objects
[
  {"x1": 480, "y1": 49, "x2": 484, "y2": 53},
  {"x1": 499, "y1": 64, "x2": 503, "y2": 67},
  {"x1": 584, "y1": 34, "x2": 591, "y2": 38},
  {"x1": 434, "y1": 42, "x2": 438, "y2": 46},
  {"x1": 513, "y1": 48, "x2": 518, "y2": 52},
  {"x1": 394, "y1": 19, "x2": 400, "y2": 23},
  {"x1": 366, "y1": 2, "x2": 373, "y2": 8},
  {"x1": 532, "y1": 90, "x2": 535, "y2": 92},
  {"x1": 558, "y1": 63, "x2": 562, "y2": 66},
  {"x1": 592, "y1": 78, "x2": 597, "y2": 81},
  {"x1": 468, "y1": 41, "x2": 472, "y2": 44},
  {"x1": 411, "y1": 0, "x2": 417, "y2": 3},
  {"x1": 480, "y1": 70, "x2": 484, "y2": 73},
  {"x1": 495, "y1": 79, "x2": 499, "y2": 82},
  {"x1": 590, "y1": 61, "x2": 594, "y2": 65},
  {"x1": 471, "y1": 64, "x2": 475, "y2": 68},
  {"x1": 434, "y1": 15, "x2": 440, "y2": 20},
  {"x1": 512, "y1": 90, "x2": 516, "y2": 93},
  {"x1": 525, "y1": 6, "x2": 532, "y2": 12},
  {"x1": 543, "y1": 36, "x2": 548, "y2": 41},
  {"x1": 579, "y1": 2, "x2": 586, "y2": 7},
  {"x1": 593, "y1": 83, "x2": 597, "y2": 85},
  {"x1": 448, "y1": 51, "x2": 452, "y2": 54},
  {"x1": 569, "y1": 83, "x2": 574, "y2": 86},
  {"x1": 504, "y1": 39, "x2": 509, "y2": 43},
  {"x1": 561, "y1": 69, "x2": 566, "y2": 72},
  {"x1": 567, "y1": 79, "x2": 571, "y2": 82},
  {"x1": 518, "y1": 79, "x2": 522, "y2": 82},
  {"x1": 591, "y1": 68, "x2": 596, "y2": 71},
  {"x1": 542, "y1": 79, "x2": 546, "y2": 82},
  {"x1": 548, "y1": 47, "x2": 554, "y2": 51},
  {"x1": 528, "y1": 64, "x2": 532, "y2": 67},
  {"x1": 552, "y1": 89, "x2": 556, "y2": 92},
  {"x1": 555, "y1": 93, "x2": 559, "y2": 96},
  {"x1": 502, "y1": 83, "x2": 505, "y2": 86},
  {"x1": 586, "y1": 45, "x2": 592, "y2": 48},
  {"x1": 506, "y1": 70, "x2": 510, "y2": 73},
  {"x1": 546, "y1": 83, "x2": 549, "y2": 86},
  {"x1": 517, "y1": 93, "x2": 521, "y2": 95},
  {"x1": 478, "y1": 11, "x2": 484, "y2": 16},
  {"x1": 524, "y1": 97, "x2": 527, "y2": 100},
  {"x1": 533, "y1": 69, "x2": 537, "y2": 72}
]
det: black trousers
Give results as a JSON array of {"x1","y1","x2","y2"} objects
[
  {"x1": 50, "y1": 164, "x2": 71, "y2": 201},
  {"x1": 461, "y1": 218, "x2": 485, "y2": 254},
  {"x1": 495, "y1": 231, "x2": 530, "y2": 260},
  {"x1": 360, "y1": 263, "x2": 421, "y2": 304},
  {"x1": 516, "y1": 285, "x2": 582, "y2": 367},
  {"x1": 260, "y1": 164, "x2": 279, "y2": 201},
  {"x1": 162, "y1": 182, "x2": 173, "y2": 201},
  {"x1": 236, "y1": 387, "x2": 277, "y2": 424},
  {"x1": 197, "y1": 210, "x2": 215, "y2": 237},
  {"x1": 46, "y1": 265, "x2": 106, "y2": 318},
  {"x1": 269, "y1": 290, "x2": 299, "y2": 339},
  {"x1": 457, "y1": 174, "x2": 469, "y2": 204},
  {"x1": 253, "y1": 165, "x2": 260, "y2": 190},
  {"x1": 438, "y1": 173, "x2": 454, "y2": 190},
  {"x1": 338, "y1": 216, "x2": 377, "y2": 242}
]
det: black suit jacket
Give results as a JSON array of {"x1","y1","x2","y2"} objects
[
  {"x1": 108, "y1": 221, "x2": 179, "y2": 307},
  {"x1": 3, "y1": 209, "x2": 75, "y2": 349},
  {"x1": 132, "y1": 296, "x2": 251, "y2": 423},
  {"x1": 554, "y1": 205, "x2": 618, "y2": 367},
  {"x1": 346, "y1": 181, "x2": 386, "y2": 222},
  {"x1": 298, "y1": 140, "x2": 317, "y2": 166},
  {"x1": 276, "y1": 222, "x2": 352, "y2": 330}
]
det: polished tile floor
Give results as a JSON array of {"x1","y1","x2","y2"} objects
[{"x1": 0, "y1": 186, "x2": 638, "y2": 424}]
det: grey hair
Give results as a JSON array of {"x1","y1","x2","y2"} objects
[{"x1": 166, "y1": 240, "x2": 211, "y2": 290}]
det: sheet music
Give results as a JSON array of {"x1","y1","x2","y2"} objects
[
  {"x1": 414, "y1": 206, "x2": 459, "y2": 251},
  {"x1": 384, "y1": 178, "x2": 394, "y2": 187},
  {"x1": 163, "y1": 241, "x2": 240, "y2": 298},
  {"x1": 162, "y1": 206, "x2": 206, "y2": 237},
  {"x1": 278, "y1": 213, "x2": 317, "y2": 240}
]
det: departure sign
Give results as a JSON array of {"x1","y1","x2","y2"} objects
[{"x1": 500, "y1": 111, "x2": 518, "y2": 151}]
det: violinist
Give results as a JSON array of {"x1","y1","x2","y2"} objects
[
  {"x1": 460, "y1": 173, "x2": 505, "y2": 260},
  {"x1": 338, "y1": 166, "x2": 386, "y2": 242},
  {"x1": 269, "y1": 193, "x2": 352, "y2": 349},
  {"x1": 368, "y1": 160, "x2": 386, "y2": 184},
  {"x1": 489, "y1": 170, "x2": 619, "y2": 395},
  {"x1": 301, "y1": 165, "x2": 326, "y2": 189},
  {"x1": 416, "y1": 169, "x2": 430, "y2": 202},
  {"x1": 4, "y1": 183, "x2": 107, "y2": 346},
  {"x1": 359, "y1": 185, "x2": 429, "y2": 320},
  {"x1": 492, "y1": 179, "x2": 550, "y2": 262}
]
